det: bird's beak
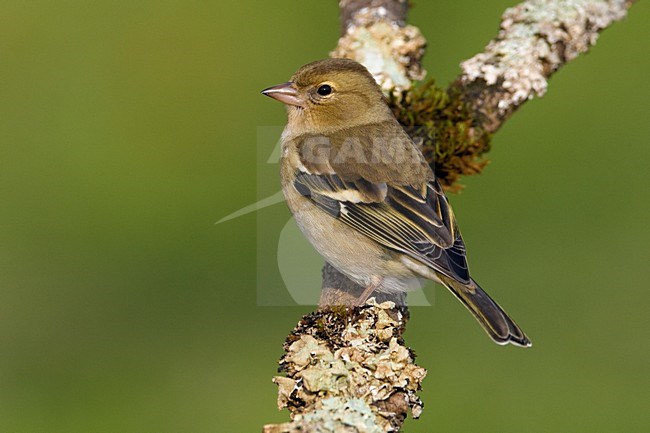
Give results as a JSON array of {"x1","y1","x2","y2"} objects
[{"x1": 261, "y1": 82, "x2": 302, "y2": 107}]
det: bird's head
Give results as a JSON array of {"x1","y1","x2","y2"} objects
[{"x1": 262, "y1": 58, "x2": 392, "y2": 135}]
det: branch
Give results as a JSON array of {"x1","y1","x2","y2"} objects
[
  {"x1": 450, "y1": 0, "x2": 636, "y2": 134},
  {"x1": 263, "y1": 301, "x2": 425, "y2": 433},
  {"x1": 332, "y1": 0, "x2": 425, "y2": 92},
  {"x1": 263, "y1": 1, "x2": 636, "y2": 431},
  {"x1": 391, "y1": 0, "x2": 636, "y2": 189}
]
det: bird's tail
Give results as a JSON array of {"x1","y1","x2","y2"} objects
[{"x1": 439, "y1": 276, "x2": 531, "y2": 347}]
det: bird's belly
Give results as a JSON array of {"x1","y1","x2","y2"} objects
[{"x1": 288, "y1": 194, "x2": 420, "y2": 293}]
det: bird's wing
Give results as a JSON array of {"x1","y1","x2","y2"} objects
[{"x1": 292, "y1": 123, "x2": 470, "y2": 284}]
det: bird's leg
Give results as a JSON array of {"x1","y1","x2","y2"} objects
[{"x1": 355, "y1": 277, "x2": 382, "y2": 306}]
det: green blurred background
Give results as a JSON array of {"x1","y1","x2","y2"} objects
[{"x1": 1, "y1": 1, "x2": 648, "y2": 431}]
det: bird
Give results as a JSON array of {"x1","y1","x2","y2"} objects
[{"x1": 261, "y1": 58, "x2": 531, "y2": 347}]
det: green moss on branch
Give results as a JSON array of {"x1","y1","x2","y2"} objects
[{"x1": 388, "y1": 81, "x2": 492, "y2": 191}]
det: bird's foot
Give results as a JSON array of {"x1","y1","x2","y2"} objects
[{"x1": 354, "y1": 277, "x2": 382, "y2": 307}]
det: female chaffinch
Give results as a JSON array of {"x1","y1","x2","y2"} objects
[{"x1": 263, "y1": 58, "x2": 530, "y2": 347}]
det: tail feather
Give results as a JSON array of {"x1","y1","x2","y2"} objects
[{"x1": 440, "y1": 276, "x2": 531, "y2": 347}]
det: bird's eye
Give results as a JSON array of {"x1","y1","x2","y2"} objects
[{"x1": 316, "y1": 84, "x2": 332, "y2": 96}]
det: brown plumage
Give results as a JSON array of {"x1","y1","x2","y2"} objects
[{"x1": 262, "y1": 58, "x2": 531, "y2": 347}]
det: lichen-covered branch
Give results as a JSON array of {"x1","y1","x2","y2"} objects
[
  {"x1": 451, "y1": 0, "x2": 636, "y2": 134},
  {"x1": 263, "y1": 1, "x2": 636, "y2": 432},
  {"x1": 262, "y1": 301, "x2": 425, "y2": 433},
  {"x1": 391, "y1": 0, "x2": 636, "y2": 189},
  {"x1": 332, "y1": 0, "x2": 426, "y2": 92}
]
